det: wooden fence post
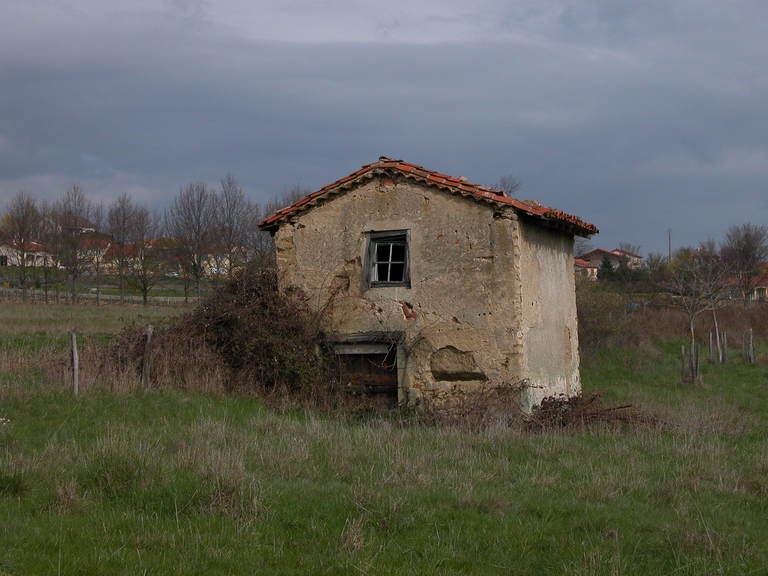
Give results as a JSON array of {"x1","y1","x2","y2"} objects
[{"x1": 70, "y1": 328, "x2": 79, "y2": 396}]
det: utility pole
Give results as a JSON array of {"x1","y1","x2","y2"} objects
[{"x1": 668, "y1": 229, "x2": 672, "y2": 261}]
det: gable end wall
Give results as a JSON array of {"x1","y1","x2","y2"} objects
[{"x1": 273, "y1": 175, "x2": 579, "y2": 408}]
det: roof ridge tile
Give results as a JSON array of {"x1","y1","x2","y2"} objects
[{"x1": 259, "y1": 158, "x2": 598, "y2": 236}]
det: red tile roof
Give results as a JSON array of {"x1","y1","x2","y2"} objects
[
  {"x1": 259, "y1": 157, "x2": 598, "y2": 237},
  {"x1": 2, "y1": 240, "x2": 49, "y2": 253},
  {"x1": 78, "y1": 238, "x2": 111, "y2": 251},
  {"x1": 104, "y1": 243, "x2": 139, "y2": 259},
  {"x1": 574, "y1": 258, "x2": 594, "y2": 268}
]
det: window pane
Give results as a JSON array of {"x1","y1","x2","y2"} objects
[
  {"x1": 389, "y1": 263, "x2": 404, "y2": 281},
  {"x1": 390, "y1": 244, "x2": 406, "y2": 262},
  {"x1": 369, "y1": 233, "x2": 409, "y2": 285},
  {"x1": 377, "y1": 263, "x2": 389, "y2": 281},
  {"x1": 376, "y1": 244, "x2": 391, "y2": 262}
]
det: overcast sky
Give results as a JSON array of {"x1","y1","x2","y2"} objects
[{"x1": 2, "y1": 0, "x2": 767, "y2": 255}]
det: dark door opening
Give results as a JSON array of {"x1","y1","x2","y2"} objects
[{"x1": 332, "y1": 342, "x2": 398, "y2": 409}]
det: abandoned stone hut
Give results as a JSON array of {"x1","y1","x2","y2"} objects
[{"x1": 259, "y1": 157, "x2": 598, "y2": 410}]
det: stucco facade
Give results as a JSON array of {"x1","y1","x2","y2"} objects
[{"x1": 260, "y1": 158, "x2": 597, "y2": 410}]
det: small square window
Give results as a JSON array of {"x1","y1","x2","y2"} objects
[{"x1": 368, "y1": 231, "x2": 409, "y2": 287}]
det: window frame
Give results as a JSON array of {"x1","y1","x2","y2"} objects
[{"x1": 366, "y1": 230, "x2": 410, "y2": 288}]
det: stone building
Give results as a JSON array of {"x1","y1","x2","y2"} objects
[{"x1": 259, "y1": 157, "x2": 598, "y2": 410}]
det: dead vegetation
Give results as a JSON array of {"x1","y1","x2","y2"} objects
[
  {"x1": 81, "y1": 264, "x2": 335, "y2": 404},
  {"x1": 62, "y1": 270, "x2": 657, "y2": 429},
  {"x1": 576, "y1": 276, "x2": 768, "y2": 362},
  {"x1": 525, "y1": 393, "x2": 659, "y2": 431}
]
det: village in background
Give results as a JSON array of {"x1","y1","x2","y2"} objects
[
  {"x1": 2, "y1": 178, "x2": 767, "y2": 313},
  {"x1": 578, "y1": 226, "x2": 768, "y2": 303},
  {"x1": 0, "y1": 179, "x2": 308, "y2": 305}
]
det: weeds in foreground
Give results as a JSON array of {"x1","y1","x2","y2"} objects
[
  {"x1": 2, "y1": 286, "x2": 768, "y2": 572},
  {"x1": 64, "y1": 266, "x2": 340, "y2": 407},
  {"x1": 1, "y1": 384, "x2": 767, "y2": 574}
]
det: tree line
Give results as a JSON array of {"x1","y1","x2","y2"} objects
[
  {"x1": 0, "y1": 177, "x2": 307, "y2": 304},
  {"x1": 581, "y1": 224, "x2": 768, "y2": 346}
]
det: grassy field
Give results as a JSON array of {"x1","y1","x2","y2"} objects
[
  {"x1": 1, "y1": 303, "x2": 767, "y2": 574},
  {"x1": 0, "y1": 266, "x2": 198, "y2": 296}
]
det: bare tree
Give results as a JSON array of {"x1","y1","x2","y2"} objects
[
  {"x1": 166, "y1": 181, "x2": 217, "y2": 301},
  {"x1": 490, "y1": 175, "x2": 522, "y2": 197},
  {"x1": 56, "y1": 182, "x2": 92, "y2": 303},
  {"x1": 214, "y1": 174, "x2": 256, "y2": 279},
  {"x1": 261, "y1": 184, "x2": 311, "y2": 220},
  {"x1": 251, "y1": 202, "x2": 276, "y2": 269},
  {"x1": 644, "y1": 252, "x2": 669, "y2": 283},
  {"x1": 161, "y1": 236, "x2": 194, "y2": 301},
  {"x1": 107, "y1": 193, "x2": 136, "y2": 305},
  {"x1": 573, "y1": 237, "x2": 593, "y2": 258},
  {"x1": 37, "y1": 200, "x2": 64, "y2": 303},
  {"x1": 720, "y1": 223, "x2": 768, "y2": 300},
  {"x1": 617, "y1": 242, "x2": 642, "y2": 257},
  {"x1": 125, "y1": 205, "x2": 164, "y2": 306},
  {"x1": 664, "y1": 242, "x2": 730, "y2": 346},
  {"x1": 254, "y1": 184, "x2": 312, "y2": 268},
  {"x1": 87, "y1": 200, "x2": 107, "y2": 303},
  {"x1": 1, "y1": 191, "x2": 41, "y2": 300}
]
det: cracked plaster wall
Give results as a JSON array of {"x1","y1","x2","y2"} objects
[
  {"x1": 272, "y1": 175, "x2": 579, "y2": 408},
  {"x1": 518, "y1": 219, "x2": 581, "y2": 410}
]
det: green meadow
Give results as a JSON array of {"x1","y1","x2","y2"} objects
[{"x1": 1, "y1": 302, "x2": 767, "y2": 575}]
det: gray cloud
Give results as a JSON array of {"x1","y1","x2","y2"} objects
[{"x1": 1, "y1": 1, "x2": 767, "y2": 253}]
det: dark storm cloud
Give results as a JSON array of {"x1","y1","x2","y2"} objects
[{"x1": 1, "y1": 1, "x2": 767, "y2": 253}]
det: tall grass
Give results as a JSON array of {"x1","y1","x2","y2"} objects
[
  {"x1": 1, "y1": 301, "x2": 768, "y2": 574},
  {"x1": 0, "y1": 302, "x2": 186, "y2": 402},
  {"x1": 1, "y1": 385, "x2": 767, "y2": 574}
]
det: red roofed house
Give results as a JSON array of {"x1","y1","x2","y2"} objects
[
  {"x1": 577, "y1": 248, "x2": 643, "y2": 279},
  {"x1": 78, "y1": 238, "x2": 111, "y2": 270},
  {"x1": 0, "y1": 241, "x2": 53, "y2": 268},
  {"x1": 574, "y1": 257, "x2": 598, "y2": 279},
  {"x1": 259, "y1": 157, "x2": 598, "y2": 410}
]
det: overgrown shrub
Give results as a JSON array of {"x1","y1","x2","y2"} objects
[
  {"x1": 183, "y1": 265, "x2": 328, "y2": 393},
  {"x1": 93, "y1": 318, "x2": 228, "y2": 395},
  {"x1": 90, "y1": 264, "x2": 333, "y2": 402}
]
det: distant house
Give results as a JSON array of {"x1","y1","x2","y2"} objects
[
  {"x1": 576, "y1": 248, "x2": 643, "y2": 279},
  {"x1": 574, "y1": 257, "x2": 597, "y2": 279},
  {"x1": 259, "y1": 157, "x2": 598, "y2": 410},
  {"x1": 103, "y1": 242, "x2": 138, "y2": 274},
  {"x1": 61, "y1": 215, "x2": 96, "y2": 235},
  {"x1": 0, "y1": 241, "x2": 53, "y2": 268},
  {"x1": 752, "y1": 277, "x2": 768, "y2": 301},
  {"x1": 202, "y1": 244, "x2": 249, "y2": 278},
  {"x1": 722, "y1": 262, "x2": 768, "y2": 301},
  {"x1": 78, "y1": 238, "x2": 111, "y2": 271}
]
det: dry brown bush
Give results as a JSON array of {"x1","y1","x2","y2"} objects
[
  {"x1": 576, "y1": 277, "x2": 768, "y2": 359},
  {"x1": 73, "y1": 324, "x2": 229, "y2": 395},
  {"x1": 525, "y1": 392, "x2": 659, "y2": 431},
  {"x1": 82, "y1": 264, "x2": 352, "y2": 408}
]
